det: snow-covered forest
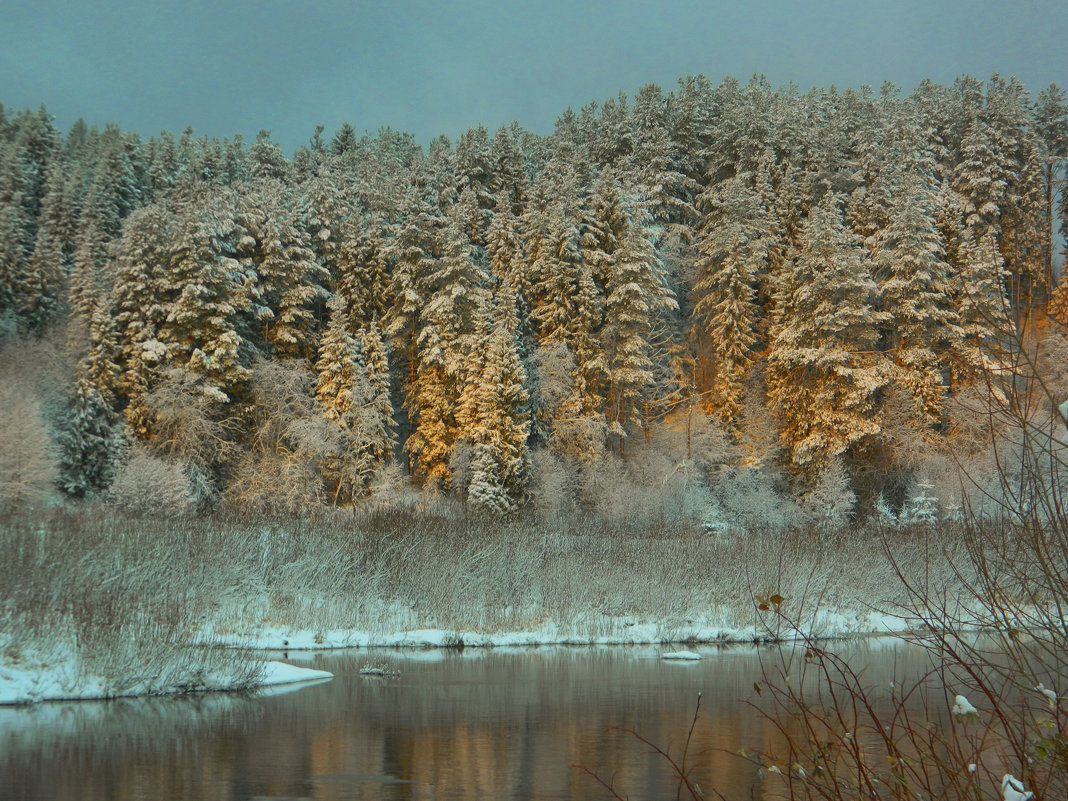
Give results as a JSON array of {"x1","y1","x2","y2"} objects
[{"x1": 2, "y1": 72, "x2": 1067, "y2": 522}]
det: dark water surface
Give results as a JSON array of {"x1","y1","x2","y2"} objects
[{"x1": 0, "y1": 640, "x2": 929, "y2": 800}]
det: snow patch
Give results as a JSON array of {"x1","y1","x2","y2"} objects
[{"x1": 661, "y1": 651, "x2": 702, "y2": 660}]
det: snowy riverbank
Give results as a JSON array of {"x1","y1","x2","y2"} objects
[
  {"x1": 0, "y1": 613, "x2": 898, "y2": 705},
  {"x1": 202, "y1": 607, "x2": 914, "y2": 651},
  {"x1": 0, "y1": 646, "x2": 332, "y2": 706},
  {"x1": 0, "y1": 511, "x2": 971, "y2": 706}
]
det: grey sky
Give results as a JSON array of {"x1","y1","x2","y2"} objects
[{"x1": 1, "y1": 0, "x2": 1065, "y2": 153}]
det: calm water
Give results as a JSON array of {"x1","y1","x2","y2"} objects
[{"x1": 0, "y1": 641, "x2": 930, "y2": 800}]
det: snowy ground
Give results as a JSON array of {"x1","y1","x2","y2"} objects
[
  {"x1": 0, "y1": 645, "x2": 332, "y2": 706},
  {"x1": 201, "y1": 606, "x2": 913, "y2": 651}
]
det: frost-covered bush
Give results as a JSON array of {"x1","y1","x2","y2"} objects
[
  {"x1": 109, "y1": 449, "x2": 195, "y2": 516},
  {"x1": 528, "y1": 448, "x2": 574, "y2": 520},
  {"x1": 801, "y1": 457, "x2": 856, "y2": 530},
  {"x1": 709, "y1": 464, "x2": 801, "y2": 532},
  {"x1": 0, "y1": 380, "x2": 58, "y2": 511}
]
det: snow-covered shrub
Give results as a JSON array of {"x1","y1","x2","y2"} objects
[
  {"x1": 0, "y1": 370, "x2": 59, "y2": 511},
  {"x1": 801, "y1": 457, "x2": 856, "y2": 530},
  {"x1": 144, "y1": 368, "x2": 240, "y2": 469},
  {"x1": 108, "y1": 449, "x2": 195, "y2": 516},
  {"x1": 875, "y1": 493, "x2": 899, "y2": 526},
  {"x1": 710, "y1": 464, "x2": 801, "y2": 532},
  {"x1": 900, "y1": 481, "x2": 938, "y2": 526},
  {"x1": 528, "y1": 448, "x2": 574, "y2": 521}
]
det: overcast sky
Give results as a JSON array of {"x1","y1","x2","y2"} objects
[{"x1": 1, "y1": 0, "x2": 1065, "y2": 153}]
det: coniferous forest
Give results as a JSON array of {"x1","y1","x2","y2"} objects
[{"x1": 2, "y1": 73, "x2": 1068, "y2": 525}]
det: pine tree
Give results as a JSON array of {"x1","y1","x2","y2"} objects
[
  {"x1": 405, "y1": 212, "x2": 490, "y2": 485},
  {"x1": 490, "y1": 123, "x2": 529, "y2": 215},
  {"x1": 249, "y1": 130, "x2": 288, "y2": 182},
  {"x1": 336, "y1": 211, "x2": 391, "y2": 327},
  {"x1": 384, "y1": 195, "x2": 444, "y2": 472},
  {"x1": 1033, "y1": 84, "x2": 1067, "y2": 291},
  {"x1": 691, "y1": 176, "x2": 770, "y2": 427},
  {"x1": 314, "y1": 292, "x2": 366, "y2": 502},
  {"x1": 55, "y1": 377, "x2": 124, "y2": 497},
  {"x1": 876, "y1": 177, "x2": 960, "y2": 427},
  {"x1": 236, "y1": 179, "x2": 329, "y2": 359},
  {"x1": 629, "y1": 82, "x2": 696, "y2": 227},
  {"x1": 951, "y1": 227, "x2": 1012, "y2": 384},
  {"x1": 599, "y1": 193, "x2": 677, "y2": 454},
  {"x1": 0, "y1": 142, "x2": 30, "y2": 314},
  {"x1": 16, "y1": 161, "x2": 77, "y2": 330},
  {"x1": 315, "y1": 293, "x2": 361, "y2": 425},
  {"x1": 354, "y1": 320, "x2": 395, "y2": 473},
  {"x1": 331, "y1": 122, "x2": 358, "y2": 157},
  {"x1": 766, "y1": 195, "x2": 888, "y2": 468}
]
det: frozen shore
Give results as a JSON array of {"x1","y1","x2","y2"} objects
[
  {"x1": 202, "y1": 605, "x2": 913, "y2": 650},
  {"x1": 0, "y1": 649, "x2": 332, "y2": 706}
]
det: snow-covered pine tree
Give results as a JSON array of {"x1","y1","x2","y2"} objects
[
  {"x1": 236, "y1": 179, "x2": 329, "y2": 359},
  {"x1": 876, "y1": 175, "x2": 960, "y2": 427},
  {"x1": 766, "y1": 194, "x2": 888, "y2": 469},
  {"x1": 314, "y1": 292, "x2": 365, "y2": 502},
  {"x1": 109, "y1": 202, "x2": 173, "y2": 428},
  {"x1": 691, "y1": 176, "x2": 770, "y2": 428},
  {"x1": 314, "y1": 306, "x2": 392, "y2": 501},
  {"x1": 354, "y1": 320, "x2": 395, "y2": 475},
  {"x1": 16, "y1": 161, "x2": 77, "y2": 330},
  {"x1": 315, "y1": 292, "x2": 360, "y2": 426},
  {"x1": 248, "y1": 130, "x2": 288, "y2": 182},
  {"x1": 454, "y1": 125, "x2": 495, "y2": 245},
  {"x1": 0, "y1": 143, "x2": 30, "y2": 316},
  {"x1": 951, "y1": 226, "x2": 1012, "y2": 384},
  {"x1": 405, "y1": 211, "x2": 490, "y2": 486},
  {"x1": 55, "y1": 377, "x2": 124, "y2": 497},
  {"x1": 462, "y1": 280, "x2": 531, "y2": 514},
  {"x1": 384, "y1": 194, "x2": 444, "y2": 472},
  {"x1": 985, "y1": 75, "x2": 1045, "y2": 318},
  {"x1": 490, "y1": 123, "x2": 529, "y2": 216},
  {"x1": 1033, "y1": 84, "x2": 1068, "y2": 291},
  {"x1": 628, "y1": 82, "x2": 696, "y2": 228},
  {"x1": 599, "y1": 191, "x2": 677, "y2": 454},
  {"x1": 486, "y1": 195, "x2": 525, "y2": 290},
  {"x1": 300, "y1": 165, "x2": 351, "y2": 280}
]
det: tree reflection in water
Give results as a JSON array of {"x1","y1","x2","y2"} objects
[{"x1": 1, "y1": 641, "x2": 929, "y2": 801}]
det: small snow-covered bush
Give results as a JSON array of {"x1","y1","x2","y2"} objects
[
  {"x1": 801, "y1": 457, "x2": 856, "y2": 530},
  {"x1": 899, "y1": 481, "x2": 938, "y2": 526},
  {"x1": 528, "y1": 449, "x2": 574, "y2": 521},
  {"x1": 710, "y1": 465, "x2": 801, "y2": 532},
  {"x1": 109, "y1": 449, "x2": 195, "y2": 516}
]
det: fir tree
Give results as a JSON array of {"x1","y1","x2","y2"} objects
[
  {"x1": 236, "y1": 180, "x2": 329, "y2": 359},
  {"x1": 599, "y1": 194, "x2": 677, "y2": 454},
  {"x1": 951, "y1": 227, "x2": 1012, "y2": 384},
  {"x1": 691, "y1": 176, "x2": 770, "y2": 427},
  {"x1": 1034, "y1": 84, "x2": 1068, "y2": 290},
  {"x1": 876, "y1": 177, "x2": 960, "y2": 427},
  {"x1": 56, "y1": 378, "x2": 124, "y2": 497},
  {"x1": 766, "y1": 195, "x2": 888, "y2": 468},
  {"x1": 465, "y1": 282, "x2": 532, "y2": 513}
]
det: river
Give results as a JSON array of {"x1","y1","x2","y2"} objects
[{"x1": 0, "y1": 639, "x2": 930, "y2": 800}]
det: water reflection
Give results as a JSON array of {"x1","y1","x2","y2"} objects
[{"x1": 1, "y1": 641, "x2": 932, "y2": 800}]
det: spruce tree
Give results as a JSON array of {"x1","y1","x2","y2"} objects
[
  {"x1": 691, "y1": 176, "x2": 770, "y2": 427},
  {"x1": 876, "y1": 177, "x2": 960, "y2": 427},
  {"x1": 464, "y1": 282, "x2": 531, "y2": 513},
  {"x1": 599, "y1": 194, "x2": 677, "y2": 453},
  {"x1": 56, "y1": 377, "x2": 124, "y2": 497},
  {"x1": 766, "y1": 195, "x2": 888, "y2": 468}
]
